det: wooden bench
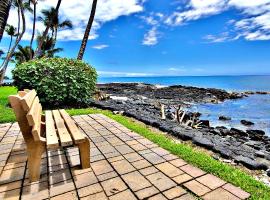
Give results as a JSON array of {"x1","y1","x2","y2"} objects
[{"x1": 9, "y1": 89, "x2": 90, "y2": 182}]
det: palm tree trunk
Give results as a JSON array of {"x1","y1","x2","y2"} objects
[
  {"x1": 0, "y1": 0, "x2": 26, "y2": 84},
  {"x1": 34, "y1": 0, "x2": 62, "y2": 58},
  {"x1": 16, "y1": 4, "x2": 20, "y2": 40},
  {"x1": 77, "y1": 0, "x2": 98, "y2": 60},
  {"x1": 29, "y1": 1, "x2": 36, "y2": 59},
  {"x1": 0, "y1": 0, "x2": 12, "y2": 42}
]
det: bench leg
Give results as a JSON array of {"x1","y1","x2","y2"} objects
[
  {"x1": 27, "y1": 144, "x2": 45, "y2": 182},
  {"x1": 78, "y1": 139, "x2": 90, "y2": 168}
]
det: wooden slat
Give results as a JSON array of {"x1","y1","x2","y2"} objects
[
  {"x1": 21, "y1": 90, "x2": 37, "y2": 111},
  {"x1": 32, "y1": 103, "x2": 42, "y2": 141},
  {"x1": 59, "y1": 109, "x2": 86, "y2": 144},
  {"x1": 26, "y1": 97, "x2": 40, "y2": 126},
  {"x1": 52, "y1": 110, "x2": 73, "y2": 147},
  {"x1": 45, "y1": 111, "x2": 59, "y2": 149}
]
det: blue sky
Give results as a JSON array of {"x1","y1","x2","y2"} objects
[{"x1": 1, "y1": 0, "x2": 270, "y2": 77}]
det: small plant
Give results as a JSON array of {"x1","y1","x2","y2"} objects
[{"x1": 12, "y1": 57, "x2": 97, "y2": 107}]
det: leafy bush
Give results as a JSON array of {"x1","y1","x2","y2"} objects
[{"x1": 13, "y1": 57, "x2": 97, "y2": 107}]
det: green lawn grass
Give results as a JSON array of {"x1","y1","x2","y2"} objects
[
  {"x1": 0, "y1": 86, "x2": 17, "y2": 123},
  {"x1": 1, "y1": 86, "x2": 269, "y2": 199}
]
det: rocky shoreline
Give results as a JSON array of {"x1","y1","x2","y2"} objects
[{"x1": 93, "y1": 83, "x2": 270, "y2": 174}]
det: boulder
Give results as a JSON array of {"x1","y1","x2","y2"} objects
[
  {"x1": 219, "y1": 116, "x2": 231, "y2": 121},
  {"x1": 234, "y1": 156, "x2": 268, "y2": 170},
  {"x1": 241, "y1": 120, "x2": 254, "y2": 126},
  {"x1": 192, "y1": 136, "x2": 214, "y2": 149},
  {"x1": 247, "y1": 130, "x2": 265, "y2": 141},
  {"x1": 230, "y1": 128, "x2": 248, "y2": 137}
]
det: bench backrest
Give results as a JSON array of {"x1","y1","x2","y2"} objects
[{"x1": 9, "y1": 90, "x2": 44, "y2": 142}]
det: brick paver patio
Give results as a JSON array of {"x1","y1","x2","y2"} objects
[{"x1": 0, "y1": 114, "x2": 250, "y2": 200}]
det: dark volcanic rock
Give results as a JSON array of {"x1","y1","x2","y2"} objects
[
  {"x1": 230, "y1": 128, "x2": 248, "y2": 137},
  {"x1": 219, "y1": 116, "x2": 231, "y2": 121},
  {"x1": 247, "y1": 130, "x2": 265, "y2": 141},
  {"x1": 234, "y1": 156, "x2": 268, "y2": 170},
  {"x1": 192, "y1": 136, "x2": 214, "y2": 149},
  {"x1": 241, "y1": 120, "x2": 255, "y2": 126}
]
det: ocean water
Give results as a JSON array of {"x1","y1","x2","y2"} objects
[{"x1": 98, "y1": 75, "x2": 270, "y2": 135}]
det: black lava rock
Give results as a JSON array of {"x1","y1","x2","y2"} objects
[{"x1": 241, "y1": 120, "x2": 254, "y2": 126}]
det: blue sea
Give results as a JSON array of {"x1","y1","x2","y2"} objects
[{"x1": 98, "y1": 75, "x2": 270, "y2": 135}]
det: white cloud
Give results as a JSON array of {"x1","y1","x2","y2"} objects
[
  {"x1": 142, "y1": 27, "x2": 159, "y2": 46},
  {"x1": 5, "y1": 0, "x2": 145, "y2": 41},
  {"x1": 168, "y1": 67, "x2": 186, "y2": 72},
  {"x1": 164, "y1": 0, "x2": 270, "y2": 41},
  {"x1": 92, "y1": 44, "x2": 109, "y2": 49}
]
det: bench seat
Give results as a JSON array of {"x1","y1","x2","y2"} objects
[{"x1": 9, "y1": 89, "x2": 90, "y2": 182}]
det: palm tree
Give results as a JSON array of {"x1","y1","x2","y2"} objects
[
  {"x1": 0, "y1": 0, "x2": 26, "y2": 84},
  {"x1": 0, "y1": 25, "x2": 17, "y2": 67},
  {"x1": 12, "y1": 0, "x2": 32, "y2": 40},
  {"x1": 29, "y1": 0, "x2": 38, "y2": 57},
  {"x1": 77, "y1": 0, "x2": 98, "y2": 60},
  {"x1": 0, "y1": 0, "x2": 12, "y2": 42},
  {"x1": 34, "y1": 0, "x2": 62, "y2": 58},
  {"x1": 12, "y1": 45, "x2": 33, "y2": 64},
  {"x1": 38, "y1": 7, "x2": 72, "y2": 49},
  {"x1": 36, "y1": 34, "x2": 63, "y2": 58}
]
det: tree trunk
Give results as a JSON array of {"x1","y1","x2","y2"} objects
[
  {"x1": 16, "y1": 3, "x2": 20, "y2": 40},
  {"x1": 34, "y1": 0, "x2": 62, "y2": 58},
  {"x1": 0, "y1": 0, "x2": 26, "y2": 84},
  {"x1": 0, "y1": 0, "x2": 12, "y2": 42},
  {"x1": 29, "y1": 1, "x2": 36, "y2": 59},
  {"x1": 77, "y1": 0, "x2": 98, "y2": 60}
]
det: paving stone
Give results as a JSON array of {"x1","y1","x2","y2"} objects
[
  {"x1": 0, "y1": 167, "x2": 25, "y2": 184},
  {"x1": 170, "y1": 159, "x2": 187, "y2": 167},
  {"x1": 109, "y1": 189, "x2": 137, "y2": 200},
  {"x1": 97, "y1": 171, "x2": 118, "y2": 182},
  {"x1": 91, "y1": 160, "x2": 114, "y2": 175},
  {"x1": 175, "y1": 193, "x2": 196, "y2": 200},
  {"x1": 111, "y1": 159, "x2": 136, "y2": 175},
  {"x1": 184, "y1": 180, "x2": 211, "y2": 196},
  {"x1": 78, "y1": 183, "x2": 103, "y2": 198},
  {"x1": 124, "y1": 152, "x2": 143, "y2": 163},
  {"x1": 148, "y1": 194, "x2": 167, "y2": 200},
  {"x1": 197, "y1": 174, "x2": 226, "y2": 190},
  {"x1": 0, "y1": 180, "x2": 22, "y2": 193},
  {"x1": 51, "y1": 191, "x2": 78, "y2": 200},
  {"x1": 222, "y1": 183, "x2": 250, "y2": 199},
  {"x1": 49, "y1": 163, "x2": 69, "y2": 172},
  {"x1": 115, "y1": 144, "x2": 135, "y2": 155},
  {"x1": 104, "y1": 151, "x2": 121, "y2": 159},
  {"x1": 142, "y1": 152, "x2": 166, "y2": 165},
  {"x1": 49, "y1": 179, "x2": 75, "y2": 197},
  {"x1": 135, "y1": 186, "x2": 159, "y2": 199},
  {"x1": 91, "y1": 154, "x2": 105, "y2": 162},
  {"x1": 139, "y1": 166, "x2": 159, "y2": 176},
  {"x1": 180, "y1": 164, "x2": 206, "y2": 178},
  {"x1": 203, "y1": 188, "x2": 241, "y2": 200},
  {"x1": 147, "y1": 172, "x2": 177, "y2": 191},
  {"x1": 173, "y1": 173, "x2": 193, "y2": 184},
  {"x1": 0, "y1": 188, "x2": 20, "y2": 200},
  {"x1": 48, "y1": 154, "x2": 68, "y2": 166},
  {"x1": 81, "y1": 192, "x2": 108, "y2": 200},
  {"x1": 163, "y1": 154, "x2": 179, "y2": 161},
  {"x1": 163, "y1": 186, "x2": 187, "y2": 199},
  {"x1": 156, "y1": 162, "x2": 184, "y2": 178},
  {"x1": 71, "y1": 166, "x2": 92, "y2": 176},
  {"x1": 49, "y1": 169, "x2": 72, "y2": 185},
  {"x1": 131, "y1": 159, "x2": 152, "y2": 170},
  {"x1": 21, "y1": 181, "x2": 49, "y2": 200},
  {"x1": 73, "y1": 171, "x2": 98, "y2": 189},
  {"x1": 101, "y1": 177, "x2": 128, "y2": 196},
  {"x1": 151, "y1": 147, "x2": 170, "y2": 156},
  {"x1": 122, "y1": 171, "x2": 152, "y2": 192},
  {"x1": 130, "y1": 143, "x2": 148, "y2": 151},
  {"x1": 108, "y1": 155, "x2": 124, "y2": 163}
]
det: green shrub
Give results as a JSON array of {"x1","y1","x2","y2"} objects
[{"x1": 12, "y1": 57, "x2": 97, "y2": 107}]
